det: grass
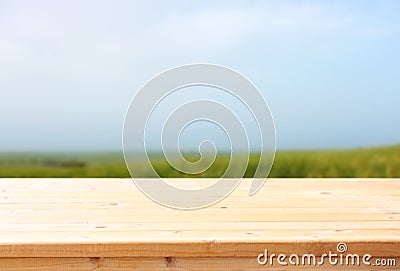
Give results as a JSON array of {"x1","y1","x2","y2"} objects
[{"x1": 0, "y1": 145, "x2": 399, "y2": 178}]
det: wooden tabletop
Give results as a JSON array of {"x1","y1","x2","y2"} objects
[{"x1": 0, "y1": 178, "x2": 399, "y2": 270}]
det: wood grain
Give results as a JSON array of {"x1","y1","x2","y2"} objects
[
  {"x1": 0, "y1": 257, "x2": 398, "y2": 270},
  {"x1": 0, "y1": 178, "x2": 399, "y2": 270}
]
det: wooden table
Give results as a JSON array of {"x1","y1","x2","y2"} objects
[{"x1": 0, "y1": 178, "x2": 399, "y2": 270}]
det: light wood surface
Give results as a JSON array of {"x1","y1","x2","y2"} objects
[
  {"x1": 0, "y1": 257, "x2": 399, "y2": 271},
  {"x1": 0, "y1": 178, "x2": 399, "y2": 270}
]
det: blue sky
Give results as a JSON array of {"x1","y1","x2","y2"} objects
[{"x1": 0, "y1": 0, "x2": 399, "y2": 151}]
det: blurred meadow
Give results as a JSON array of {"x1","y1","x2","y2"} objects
[
  {"x1": 1, "y1": 2, "x2": 400, "y2": 179},
  {"x1": 1, "y1": 145, "x2": 399, "y2": 178}
]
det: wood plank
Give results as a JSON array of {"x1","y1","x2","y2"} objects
[
  {"x1": 0, "y1": 178, "x2": 399, "y2": 260},
  {"x1": 0, "y1": 257, "x2": 398, "y2": 270},
  {"x1": 1, "y1": 242, "x2": 399, "y2": 258}
]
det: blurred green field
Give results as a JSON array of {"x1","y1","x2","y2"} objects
[{"x1": 0, "y1": 145, "x2": 399, "y2": 178}]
